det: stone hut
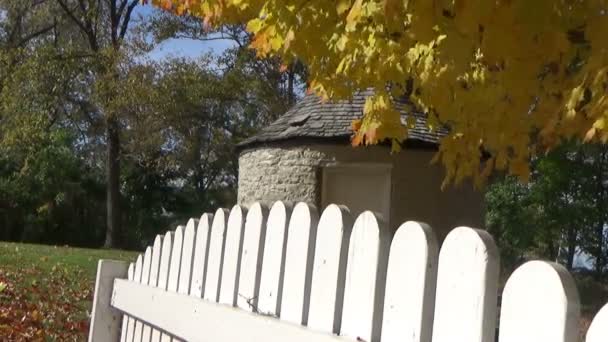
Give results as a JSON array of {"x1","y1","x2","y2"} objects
[{"x1": 236, "y1": 90, "x2": 484, "y2": 240}]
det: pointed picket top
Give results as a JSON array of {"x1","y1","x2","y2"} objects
[
  {"x1": 167, "y1": 226, "x2": 185, "y2": 293},
  {"x1": 119, "y1": 263, "x2": 134, "y2": 342},
  {"x1": 178, "y1": 219, "x2": 198, "y2": 295},
  {"x1": 142, "y1": 235, "x2": 163, "y2": 341},
  {"x1": 141, "y1": 247, "x2": 153, "y2": 286},
  {"x1": 237, "y1": 202, "x2": 269, "y2": 311},
  {"x1": 219, "y1": 205, "x2": 247, "y2": 306},
  {"x1": 431, "y1": 227, "x2": 500, "y2": 342},
  {"x1": 281, "y1": 202, "x2": 320, "y2": 325},
  {"x1": 151, "y1": 231, "x2": 173, "y2": 342},
  {"x1": 125, "y1": 254, "x2": 143, "y2": 342},
  {"x1": 587, "y1": 303, "x2": 608, "y2": 342},
  {"x1": 162, "y1": 227, "x2": 184, "y2": 342},
  {"x1": 158, "y1": 231, "x2": 173, "y2": 291},
  {"x1": 190, "y1": 213, "x2": 213, "y2": 298},
  {"x1": 340, "y1": 211, "x2": 390, "y2": 342},
  {"x1": 258, "y1": 201, "x2": 293, "y2": 316},
  {"x1": 382, "y1": 221, "x2": 439, "y2": 342},
  {"x1": 308, "y1": 204, "x2": 353, "y2": 334},
  {"x1": 149, "y1": 235, "x2": 163, "y2": 287},
  {"x1": 133, "y1": 247, "x2": 152, "y2": 341},
  {"x1": 204, "y1": 208, "x2": 229, "y2": 302},
  {"x1": 499, "y1": 261, "x2": 580, "y2": 342}
]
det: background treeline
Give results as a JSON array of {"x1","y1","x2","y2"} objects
[
  {"x1": 486, "y1": 141, "x2": 608, "y2": 286},
  {"x1": 0, "y1": 1, "x2": 305, "y2": 249}
]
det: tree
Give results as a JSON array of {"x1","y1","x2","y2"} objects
[
  {"x1": 486, "y1": 141, "x2": 608, "y2": 277},
  {"x1": 54, "y1": 0, "x2": 141, "y2": 247},
  {"x1": 143, "y1": 12, "x2": 308, "y2": 121},
  {"x1": 149, "y1": 0, "x2": 608, "y2": 185}
]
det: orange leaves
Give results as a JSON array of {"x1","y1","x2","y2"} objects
[
  {"x1": 152, "y1": 0, "x2": 608, "y2": 186},
  {"x1": 345, "y1": 0, "x2": 363, "y2": 31},
  {"x1": 0, "y1": 261, "x2": 92, "y2": 341},
  {"x1": 351, "y1": 92, "x2": 407, "y2": 153},
  {"x1": 383, "y1": 0, "x2": 405, "y2": 34}
]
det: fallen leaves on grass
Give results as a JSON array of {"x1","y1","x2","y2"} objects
[{"x1": 0, "y1": 265, "x2": 91, "y2": 341}]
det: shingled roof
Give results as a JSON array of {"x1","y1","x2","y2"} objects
[{"x1": 238, "y1": 89, "x2": 447, "y2": 148}]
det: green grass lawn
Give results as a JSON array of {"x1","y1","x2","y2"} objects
[{"x1": 0, "y1": 241, "x2": 137, "y2": 341}]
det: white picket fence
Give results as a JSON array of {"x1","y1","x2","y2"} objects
[{"x1": 88, "y1": 201, "x2": 608, "y2": 342}]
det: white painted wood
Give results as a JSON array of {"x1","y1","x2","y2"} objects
[
  {"x1": 219, "y1": 205, "x2": 247, "y2": 306},
  {"x1": 141, "y1": 235, "x2": 163, "y2": 342},
  {"x1": 281, "y1": 202, "x2": 319, "y2": 325},
  {"x1": 499, "y1": 261, "x2": 580, "y2": 342},
  {"x1": 167, "y1": 226, "x2": 185, "y2": 292},
  {"x1": 190, "y1": 213, "x2": 213, "y2": 298},
  {"x1": 587, "y1": 303, "x2": 608, "y2": 342},
  {"x1": 178, "y1": 219, "x2": 198, "y2": 295},
  {"x1": 381, "y1": 221, "x2": 439, "y2": 342},
  {"x1": 111, "y1": 279, "x2": 355, "y2": 342},
  {"x1": 308, "y1": 204, "x2": 353, "y2": 334},
  {"x1": 237, "y1": 202, "x2": 269, "y2": 312},
  {"x1": 151, "y1": 231, "x2": 173, "y2": 342},
  {"x1": 125, "y1": 254, "x2": 143, "y2": 342},
  {"x1": 119, "y1": 263, "x2": 134, "y2": 342},
  {"x1": 258, "y1": 201, "x2": 293, "y2": 316},
  {"x1": 340, "y1": 211, "x2": 390, "y2": 342},
  {"x1": 133, "y1": 247, "x2": 152, "y2": 341},
  {"x1": 162, "y1": 226, "x2": 184, "y2": 342},
  {"x1": 88, "y1": 260, "x2": 129, "y2": 342},
  {"x1": 431, "y1": 226, "x2": 500, "y2": 342},
  {"x1": 204, "y1": 208, "x2": 229, "y2": 302}
]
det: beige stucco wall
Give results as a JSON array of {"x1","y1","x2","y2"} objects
[{"x1": 237, "y1": 142, "x2": 485, "y2": 241}]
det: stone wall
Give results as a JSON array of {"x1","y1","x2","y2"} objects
[
  {"x1": 237, "y1": 142, "x2": 485, "y2": 240},
  {"x1": 237, "y1": 145, "x2": 324, "y2": 207}
]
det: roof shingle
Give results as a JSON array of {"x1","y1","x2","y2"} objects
[{"x1": 238, "y1": 89, "x2": 447, "y2": 148}]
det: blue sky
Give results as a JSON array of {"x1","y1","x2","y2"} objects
[{"x1": 133, "y1": 4, "x2": 235, "y2": 60}]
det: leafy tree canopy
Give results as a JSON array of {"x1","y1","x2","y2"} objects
[{"x1": 149, "y1": 0, "x2": 608, "y2": 186}]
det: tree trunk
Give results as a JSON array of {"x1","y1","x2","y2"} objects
[
  {"x1": 566, "y1": 227, "x2": 577, "y2": 270},
  {"x1": 594, "y1": 222, "x2": 605, "y2": 278},
  {"x1": 287, "y1": 64, "x2": 295, "y2": 105},
  {"x1": 103, "y1": 116, "x2": 121, "y2": 248}
]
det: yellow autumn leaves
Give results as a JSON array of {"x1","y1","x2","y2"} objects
[{"x1": 149, "y1": 0, "x2": 608, "y2": 186}]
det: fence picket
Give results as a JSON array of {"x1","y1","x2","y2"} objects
[
  {"x1": 219, "y1": 205, "x2": 247, "y2": 306},
  {"x1": 125, "y1": 255, "x2": 143, "y2": 342},
  {"x1": 499, "y1": 261, "x2": 580, "y2": 342},
  {"x1": 178, "y1": 219, "x2": 198, "y2": 295},
  {"x1": 161, "y1": 226, "x2": 184, "y2": 342},
  {"x1": 204, "y1": 208, "x2": 229, "y2": 302},
  {"x1": 190, "y1": 213, "x2": 213, "y2": 298},
  {"x1": 258, "y1": 201, "x2": 293, "y2": 316},
  {"x1": 98, "y1": 202, "x2": 608, "y2": 342},
  {"x1": 280, "y1": 202, "x2": 319, "y2": 325},
  {"x1": 431, "y1": 227, "x2": 499, "y2": 342},
  {"x1": 151, "y1": 231, "x2": 173, "y2": 342},
  {"x1": 340, "y1": 211, "x2": 390, "y2": 342},
  {"x1": 141, "y1": 235, "x2": 163, "y2": 342},
  {"x1": 119, "y1": 263, "x2": 134, "y2": 342},
  {"x1": 308, "y1": 204, "x2": 353, "y2": 334},
  {"x1": 237, "y1": 203, "x2": 269, "y2": 312},
  {"x1": 587, "y1": 303, "x2": 608, "y2": 342},
  {"x1": 132, "y1": 247, "x2": 152, "y2": 341},
  {"x1": 381, "y1": 221, "x2": 438, "y2": 342}
]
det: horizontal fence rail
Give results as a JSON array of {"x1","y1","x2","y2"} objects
[{"x1": 89, "y1": 201, "x2": 608, "y2": 342}]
